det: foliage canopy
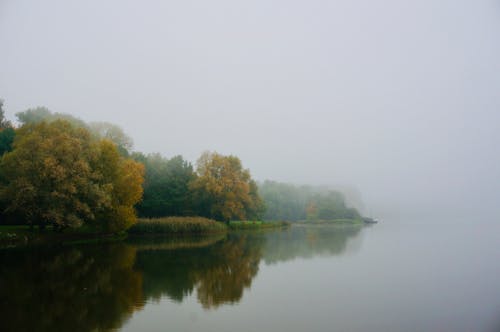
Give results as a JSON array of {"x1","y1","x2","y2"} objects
[
  {"x1": 190, "y1": 151, "x2": 264, "y2": 222},
  {"x1": 0, "y1": 120, "x2": 144, "y2": 231}
]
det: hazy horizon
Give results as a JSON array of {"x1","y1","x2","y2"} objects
[{"x1": 1, "y1": 0, "x2": 499, "y2": 219}]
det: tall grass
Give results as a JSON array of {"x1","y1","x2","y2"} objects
[
  {"x1": 128, "y1": 217, "x2": 227, "y2": 235},
  {"x1": 228, "y1": 220, "x2": 290, "y2": 230}
]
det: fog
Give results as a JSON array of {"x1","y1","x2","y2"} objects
[{"x1": 1, "y1": 0, "x2": 499, "y2": 219}]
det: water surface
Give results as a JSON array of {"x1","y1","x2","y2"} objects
[{"x1": 1, "y1": 221, "x2": 500, "y2": 332}]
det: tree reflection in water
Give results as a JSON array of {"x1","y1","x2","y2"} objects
[
  {"x1": 135, "y1": 233, "x2": 263, "y2": 309},
  {"x1": 262, "y1": 224, "x2": 364, "y2": 264},
  {"x1": 0, "y1": 224, "x2": 364, "y2": 331},
  {"x1": 0, "y1": 244, "x2": 143, "y2": 332}
]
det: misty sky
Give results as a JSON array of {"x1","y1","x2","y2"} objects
[{"x1": 1, "y1": 0, "x2": 499, "y2": 218}]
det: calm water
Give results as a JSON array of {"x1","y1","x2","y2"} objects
[{"x1": 1, "y1": 220, "x2": 500, "y2": 332}]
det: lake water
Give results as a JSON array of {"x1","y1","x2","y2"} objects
[{"x1": 1, "y1": 220, "x2": 500, "y2": 332}]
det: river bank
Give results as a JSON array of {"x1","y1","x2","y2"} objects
[{"x1": 0, "y1": 218, "x2": 290, "y2": 249}]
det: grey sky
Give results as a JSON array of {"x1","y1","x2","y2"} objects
[{"x1": 1, "y1": 0, "x2": 499, "y2": 218}]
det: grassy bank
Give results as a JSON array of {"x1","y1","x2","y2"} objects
[
  {"x1": 228, "y1": 220, "x2": 290, "y2": 230},
  {"x1": 128, "y1": 218, "x2": 290, "y2": 236},
  {"x1": 298, "y1": 218, "x2": 364, "y2": 225},
  {"x1": 128, "y1": 217, "x2": 227, "y2": 235},
  {"x1": 1, "y1": 218, "x2": 290, "y2": 248}
]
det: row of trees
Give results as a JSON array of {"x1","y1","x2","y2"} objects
[
  {"x1": 133, "y1": 151, "x2": 264, "y2": 222},
  {"x1": 0, "y1": 103, "x2": 264, "y2": 230},
  {"x1": 134, "y1": 157, "x2": 360, "y2": 223},
  {"x1": 0, "y1": 101, "x2": 361, "y2": 231}
]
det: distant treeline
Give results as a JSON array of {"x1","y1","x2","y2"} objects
[
  {"x1": 0, "y1": 101, "x2": 362, "y2": 231},
  {"x1": 131, "y1": 155, "x2": 359, "y2": 222},
  {"x1": 259, "y1": 181, "x2": 361, "y2": 221}
]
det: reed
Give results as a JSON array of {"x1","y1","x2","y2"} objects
[{"x1": 128, "y1": 217, "x2": 227, "y2": 235}]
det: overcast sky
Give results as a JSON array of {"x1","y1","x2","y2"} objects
[{"x1": 1, "y1": 0, "x2": 499, "y2": 219}]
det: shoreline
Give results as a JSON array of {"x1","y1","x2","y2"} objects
[{"x1": 0, "y1": 220, "x2": 291, "y2": 249}]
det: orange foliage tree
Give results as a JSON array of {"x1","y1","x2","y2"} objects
[{"x1": 190, "y1": 151, "x2": 263, "y2": 222}]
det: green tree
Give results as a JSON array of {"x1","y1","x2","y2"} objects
[
  {"x1": 0, "y1": 99, "x2": 12, "y2": 129},
  {"x1": 258, "y1": 180, "x2": 309, "y2": 221},
  {"x1": 0, "y1": 127, "x2": 15, "y2": 156},
  {"x1": 0, "y1": 100, "x2": 15, "y2": 156},
  {"x1": 245, "y1": 180, "x2": 265, "y2": 220},
  {"x1": 135, "y1": 153, "x2": 195, "y2": 218},
  {"x1": 309, "y1": 191, "x2": 361, "y2": 221},
  {"x1": 190, "y1": 151, "x2": 261, "y2": 222}
]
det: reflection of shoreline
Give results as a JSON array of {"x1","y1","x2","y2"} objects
[
  {"x1": 127, "y1": 233, "x2": 226, "y2": 251},
  {"x1": 262, "y1": 224, "x2": 366, "y2": 264},
  {"x1": 0, "y1": 244, "x2": 144, "y2": 332},
  {"x1": 0, "y1": 225, "x2": 368, "y2": 331},
  {"x1": 135, "y1": 225, "x2": 366, "y2": 309},
  {"x1": 135, "y1": 233, "x2": 263, "y2": 309}
]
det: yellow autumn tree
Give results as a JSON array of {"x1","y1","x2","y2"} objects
[
  {"x1": 0, "y1": 121, "x2": 108, "y2": 229},
  {"x1": 92, "y1": 140, "x2": 144, "y2": 232},
  {"x1": 0, "y1": 120, "x2": 144, "y2": 232},
  {"x1": 190, "y1": 151, "x2": 262, "y2": 222}
]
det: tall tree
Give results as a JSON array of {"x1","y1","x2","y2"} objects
[
  {"x1": 190, "y1": 151, "x2": 261, "y2": 222},
  {"x1": 308, "y1": 191, "x2": 360, "y2": 221},
  {"x1": 0, "y1": 121, "x2": 108, "y2": 229},
  {"x1": 135, "y1": 153, "x2": 195, "y2": 218},
  {"x1": 244, "y1": 180, "x2": 265, "y2": 220},
  {"x1": 0, "y1": 120, "x2": 144, "y2": 231},
  {"x1": 92, "y1": 140, "x2": 144, "y2": 232},
  {"x1": 16, "y1": 107, "x2": 88, "y2": 128},
  {"x1": 0, "y1": 100, "x2": 14, "y2": 156},
  {"x1": 258, "y1": 180, "x2": 309, "y2": 221},
  {"x1": 89, "y1": 122, "x2": 133, "y2": 156},
  {"x1": 16, "y1": 108, "x2": 134, "y2": 156},
  {"x1": 0, "y1": 128, "x2": 15, "y2": 157},
  {"x1": 0, "y1": 99, "x2": 12, "y2": 129}
]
